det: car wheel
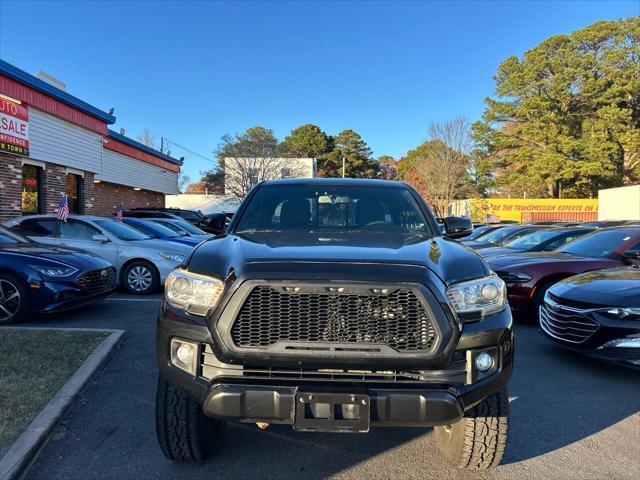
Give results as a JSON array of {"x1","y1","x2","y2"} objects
[
  {"x1": 0, "y1": 274, "x2": 28, "y2": 324},
  {"x1": 435, "y1": 389, "x2": 509, "y2": 470},
  {"x1": 156, "y1": 375, "x2": 225, "y2": 463},
  {"x1": 122, "y1": 261, "x2": 159, "y2": 294}
]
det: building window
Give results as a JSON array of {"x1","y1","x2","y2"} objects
[
  {"x1": 21, "y1": 164, "x2": 44, "y2": 214},
  {"x1": 66, "y1": 173, "x2": 83, "y2": 214}
]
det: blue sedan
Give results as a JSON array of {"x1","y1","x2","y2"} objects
[
  {"x1": 0, "y1": 225, "x2": 116, "y2": 324},
  {"x1": 121, "y1": 218, "x2": 203, "y2": 247}
]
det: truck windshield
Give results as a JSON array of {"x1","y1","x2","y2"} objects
[{"x1": 234, "y1": 184, "x2": 433, "y2": 235}]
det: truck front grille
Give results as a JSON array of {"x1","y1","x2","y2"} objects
[{"x1": 230, "y1": 286, "x2": 437, "y2": 352}]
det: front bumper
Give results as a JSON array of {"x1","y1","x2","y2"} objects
[
  {"x1": 540, "y1": 322, "x2": 640, "y2": 369},
  {"x1": 33, "y1": 280, "x2": 116, "y2": 314},
  {"x1": 202, "y1": 383, "x2": 464, "y2": 427},
  {"x1": 157, "y1": 304, "x2": 514, "y2": 426}
]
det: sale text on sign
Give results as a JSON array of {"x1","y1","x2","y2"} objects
[{"x1": 0, "y1": 95, "x2": 29, "y2": 156}]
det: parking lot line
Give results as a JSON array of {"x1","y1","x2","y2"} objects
[{"x1": 104, "y1": 297, "x2": 162, "y2": 302}]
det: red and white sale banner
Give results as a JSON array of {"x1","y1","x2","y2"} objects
[{"x1": 0, "y1": 95, "x2": 29, "y2": 156}]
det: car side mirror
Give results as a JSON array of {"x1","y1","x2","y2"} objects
[
  {"x1": 443, "y1": 216, "x2": 473, "y2": 239},
  {"x1": 91, "y1": 233, "x2": 109, "y2": 243},
  {"x1": 206, "y1": 213, "x2": 227, "y2": 234}
]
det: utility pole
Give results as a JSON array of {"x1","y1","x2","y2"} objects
[
  {"x1": 342, "y1": 157, "x2": 346, "y2": 178},
  {"x1": 160, "y1": 137, "x2": 164, "y2": 154}
]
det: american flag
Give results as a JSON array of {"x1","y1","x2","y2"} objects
[
  {"x1": 57, "y1": 194, "x2": 69, "y2": 222},
  {"x1": 115, "y1": 203, "x2": 124, "y2": 222},
  {"x1": 486, "y1": 213, "x2": 501, "y2": 224}
]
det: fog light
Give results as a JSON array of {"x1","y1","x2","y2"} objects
[
  {"x1": 475, "y1": 352, "x2": 494, "y2": 372},
  {"x1": 176, "y1": 344, "x2": 195, "y2": 365},
  {"x1": 170, "y1": 338, "x2": 198, "y2": 375}
]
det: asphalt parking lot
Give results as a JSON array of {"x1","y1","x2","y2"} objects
[{"x1": 17, "y1": 293, "x2": 640, "y2": 480}]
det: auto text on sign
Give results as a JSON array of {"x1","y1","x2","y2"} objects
[{"x1": 0, "y1": 95, "x2": 29, "y2": 156}]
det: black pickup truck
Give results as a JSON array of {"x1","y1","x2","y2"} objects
[{"x1": 156, "y1": 178, "x2": 513, "y2": 470}]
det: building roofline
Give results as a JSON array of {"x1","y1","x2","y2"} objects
[
  {"x1": 107, "y1": 129, "x2": 183, "y2": 166},
  {"x1": 0, "y1": 59, "x2": 116, "y2": 124}
]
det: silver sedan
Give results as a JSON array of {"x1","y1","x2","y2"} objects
[{"x1": 3, "y1": 215, "x2": 192, "y2": 294}]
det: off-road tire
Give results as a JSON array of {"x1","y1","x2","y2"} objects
[
  {"x1": 435, "y1": 389, "x2": 509, "y2": 470},
  {"x1": 156, "y1": 376, "x2": 225, "y2": 463}
]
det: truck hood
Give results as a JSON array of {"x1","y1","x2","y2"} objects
[
  {"x1": 186, "y1": 232, "x2": 490, "y2": 285},
  {"x1": 0, "y1": 242, "x2": 112, "y2": 270}
]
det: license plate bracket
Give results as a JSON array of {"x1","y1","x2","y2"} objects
[{"x1": 293, "y1": 392, "x2": 370, "y2": 433}]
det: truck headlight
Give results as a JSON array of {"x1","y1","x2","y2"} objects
[
  {"x1": 446, "y1": 275, "x2": 507, "y2": 319},
  {"x1": 159, "y1": 253, "x2": 186, "y2": 263},
  {"x1": 165, "y1": 269, "x2": 223, "y2": 316}
]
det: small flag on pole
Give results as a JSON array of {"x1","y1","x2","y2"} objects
[
  {"x1": 57, "y1": 194, "x2": 69, "y2": 222},
  {"x1": 486, "y1": 213, "x2": 501, "y2": 224},
  {"x1": 115, "y1": 203, "x2": 124, "y2": 222}
]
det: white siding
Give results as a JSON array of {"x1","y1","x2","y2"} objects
[
  {"x1": 28, "y1": 108, "x2": 103, "y2": 172},
  {"x1": 97, "y1": 148, "x2": 179, "y2": 194}
]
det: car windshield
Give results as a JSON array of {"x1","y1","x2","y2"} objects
[
  {"x1": 474, "y1": 226, "x2": 521, "y2": 244},
  {"x1": 126, "y1": 220, "x2": 180, "y2": 238},
  {"x1": 503, "y1": 229, "x2": 562, "y2": 250},
  {"x1": 94, "y1": 220, "x2": 151, "y2": 241},
  {"x1": 558, "y1": 229, "x2": 638, "y2": 258},
  {"x1": 172, "y1": 221, "x2": 207, "y2": 235},
  {"x1": 0, "y1": 225, "x2": 31, "y2": 244},
  {"x1": 234, "y1": 184, "x2": 432, "y2": 235},
  {"x1": 465, "y1": 225, "x2": 493, "y2": 240},
  {"x1": 154, "y1": 221, "x2": 189, "y2": 236}
]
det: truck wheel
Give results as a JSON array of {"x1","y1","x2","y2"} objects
[
  {"x1": 155, "y1": 376, "x2": 225, "y2": 463},
  {"x1": 435, "y1": 389, "x2": 509, "y2": 470}
]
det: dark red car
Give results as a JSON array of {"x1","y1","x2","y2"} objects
[{"x1": 487, "y1": 227, "x2": 640, "y2": 319}]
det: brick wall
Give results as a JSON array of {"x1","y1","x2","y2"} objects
[
  {"x1": 44, "y1": 163, "x2": 67, "y2": 213},
  {"x1": 83, "y1": 172, "x2": 95, "y2": 214},
  {"x1": 0, "y1": 155, "x2": 22, "y2": 221},
  {"x1": 0, "y1": 157, "x2": 164, "y2": 220},
  {"x1": 93, "y1": 181, "x2": 165, "y2": 216}
]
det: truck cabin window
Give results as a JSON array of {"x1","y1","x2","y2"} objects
[{"x1": 235, "y1": 185, "x2": 432, "y2": 235}]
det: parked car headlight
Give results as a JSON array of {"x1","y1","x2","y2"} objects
[
  {"x1": 496, "y1": 271, "x2": 532, "y2": 283},
  {"x1": 165, "y1": 269, "x2": 223, "y2": 316},
  {"x1": 446, "y1": 275, "x2": 507, "y2": 319},
  {"x1": 602, "y1": 308, "x2": 640, "y2": 320},
  {"x1": 29, "y1": 264, "x2": 78, "y2": 277},
  {"x1": 159, "y1": 253, "x2": 186, "y2": 263}
]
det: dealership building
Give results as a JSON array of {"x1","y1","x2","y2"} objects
[{"x1": 0, "y1": 59, "x2": 181, "y2": 221}]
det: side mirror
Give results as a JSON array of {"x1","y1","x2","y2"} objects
[
  {"x1": 443, "y1": 216, "x2": 473, "y2": 239},
  {"x1": 206, "y1": 213, "x2": 227, "y2": 234},
  {"x1": 92, "y1": 233, "x2": 109, "y2": 243}
]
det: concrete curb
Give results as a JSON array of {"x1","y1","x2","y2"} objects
[{"x1": 0, "y1": 328, "x2": 125, "y2": 480}]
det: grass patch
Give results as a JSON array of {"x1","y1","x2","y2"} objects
[{"x1": 0, "y1": 329, "x2": 109, "y2": 457}]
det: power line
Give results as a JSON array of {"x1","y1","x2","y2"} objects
[{"x1": 163, "y1": 138, "x2": 217, "y2": 165}]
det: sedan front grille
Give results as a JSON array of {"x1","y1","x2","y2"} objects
[
  {"x1": 230, "y1": 286, "x2": 437, "y2": 352},
  {"x1": 540, "y1": 297, "x2": 599, "y2": 344},
  {"x1": 75, "y1": 267, "x2": 116, "y2": 294}
]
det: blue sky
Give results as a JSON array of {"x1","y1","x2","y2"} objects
[{"x1": 0, "y1": 1, "x2": 637, "y2": 181}]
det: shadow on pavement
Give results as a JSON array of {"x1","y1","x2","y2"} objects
[{"x1": 502, "y1": 323, "x2": 639, "y2": 465}]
